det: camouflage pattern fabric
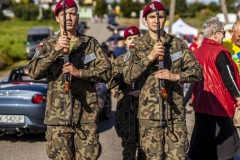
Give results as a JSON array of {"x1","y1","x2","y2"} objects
[
  {"x1": 139, "y1": 119, "x2": 189, "y2": 160},
  {"x1": 123, "y1": 32, "x2": 203, "y2": 159},
  {"x1": 45, "y1": 123, "x2": 101, "y2": 160},
  {"x1": 28, "y1": 32, "x2": 111, "y2": 125},
  {"x1": 28, "y1": 32, "x2": 111, "y2": 159},
  {"x1": 123, "y1": 32, "x2": 203, "y2": 120},
  {"x1": 106, "y1": 53, "x2": 145, "y2": 159}
]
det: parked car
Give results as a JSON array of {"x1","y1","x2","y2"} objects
[
  {"x1": 2, "y1": 10, "x2": 15, "y2": 18},
  {"x1": 77, "y1": 21, "x2": 88, "y2": 35},
  {"x1": 0, "y1": 66, "x2": 111, "y2": 136},
  {"x1": 25, "y1": 26, "x2": 54, "y2": 60},
  {"x1": 113, "y1": 26, "x2": 128, "y2": 37},
  {"x1": 105, "y1": 34, "x2": 124, "y2": 51},
  {"x1": 107, "y1": 21, "x2": 119, "y2": 31}
]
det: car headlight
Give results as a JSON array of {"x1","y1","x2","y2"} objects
[{"x1": 26, "y1": 47, "x2": 30, "y2": 53}]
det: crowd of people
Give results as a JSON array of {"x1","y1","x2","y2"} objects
[{"x1": 28, "y1": 0, "x2": 240, "y2": 159}]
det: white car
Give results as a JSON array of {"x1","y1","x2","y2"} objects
[{"x1": 2, "y1": 10, "x2": 15, "y2": 18}]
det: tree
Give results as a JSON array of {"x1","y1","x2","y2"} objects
[
  {"x1": 220, "y1": 0, "x2": 229, "y2": 24},
  {"x1": 208, "y1": 2, "x2": 220, "y2": 13},
  {"x1": 111, "y1": 0, "x2": 119, "y2": 10},
  {"x1": 175, "y1": 0, "x2": 187, "y2": 14},
  {"x1": 94, "y1": 0, "x2": 108, "y2": 16},
  {"x1": 119, "y1": 0, "x2": 145, "y2": 18},
  {"x1": 187, "y1": 2, "x2": 206, "y2": 17}
]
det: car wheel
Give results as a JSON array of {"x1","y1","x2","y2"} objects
[{"x1": 100, "y1": 91, "x2": 112, "y2": 120}]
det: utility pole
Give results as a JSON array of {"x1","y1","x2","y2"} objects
[
  {"x1": 168, "y1": 0, "x2": 176, "y2": 34},
  {"x1": 220, "y1": 0, "x2": 229, "y2": 24}
]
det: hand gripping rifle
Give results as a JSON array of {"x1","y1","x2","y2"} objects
[
  {"x1": 156, "y1": 10, "x2": 177, "y2": 143},
  {"x1": 62, "y1": 0, "x2": 73, "y2": 126}
]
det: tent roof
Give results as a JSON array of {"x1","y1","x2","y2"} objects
[{"x1": 164, "y1": 18, "x2": 198, "y2": 36}]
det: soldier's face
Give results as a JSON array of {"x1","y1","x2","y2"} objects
[
  {"x1": 124, "y1": 34, "x2": 139, "y2": 49},
  {"x1": 55, "y1": 7, "x2": 78, "y2": 32},
  {"x1": 145, "y1": 10, "x2": 166, "y2": 33}
]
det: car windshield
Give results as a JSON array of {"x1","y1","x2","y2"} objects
[{"x1": 27, "y1": 34, "x2": 49, "y2": 44}]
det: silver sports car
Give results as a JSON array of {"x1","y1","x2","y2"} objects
[{"x1": 0, "y1": 66, "x2": 111, "y2": 136}]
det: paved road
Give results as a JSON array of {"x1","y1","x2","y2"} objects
[{"x1": 0, "y1": 19, "x2": 240, "y2": 160}]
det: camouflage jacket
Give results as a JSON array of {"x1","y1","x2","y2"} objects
[
  {"x1": 123, "y1": 32, "x2": 203, "y2": 121},
  {"x1": 28, "y1": 32, "x2": 112, "y2": 125},
  {"x1": 106, "y1": 53, "x2": 138, "y2": 111}
]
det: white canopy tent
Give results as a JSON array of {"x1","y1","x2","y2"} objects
[{"x1": 164, "y1": 18, "x2": 198, "y2": 37}]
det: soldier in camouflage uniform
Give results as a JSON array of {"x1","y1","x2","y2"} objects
[
  {"x1": 106, "y1": 26, "x2": 145, "y2": 160},
  {"x1": 123, "y1": 1, "x2": 203, "y2": 160},
  {"x1": 28, "y1": 0, "x2": 111, "y2": 159}
]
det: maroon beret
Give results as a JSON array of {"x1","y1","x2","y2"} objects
[
  {"x1": 142, "y1": 1, "x2": 165, "y2": 18},
  {"x1": 123, "y1": 26, "x2": 140, "y2": 40},
  {"x1": 54, "y1": 0, "x2": 77, "y2": 16}
]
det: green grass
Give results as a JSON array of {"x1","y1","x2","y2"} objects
[{"x1": 0, "y1": 19, "x2": 58, "y2": 70}]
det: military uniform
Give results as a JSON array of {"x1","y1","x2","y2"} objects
[
  {"x1": 123, "y1": 32, "x2": 203, "y2": 160},
  {"x1": 29, "y1": 32, "x2": 111, "y2": 159},
  {"x1": 106, "y1": 53, "x2": 145, "y2": 160}
]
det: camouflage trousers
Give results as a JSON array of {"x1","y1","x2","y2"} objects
[
  {"x1": 139, "y1": 119, "x2": 189, "y2": 160},
  {"x1": 114, "y1": 108, "x2": 145, "y2": 160},
  {"x1": 45, "y1": 123, "x2": 101, "y2": 160}
]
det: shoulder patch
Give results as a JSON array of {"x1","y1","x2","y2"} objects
[
  {"x1": 37, "y1": 42, "x2": 43, "y2": 48},
  {"x1": 33, "y1": 51, "x2": 40, "y2": 59},
  {"x1": 124, "y1": 52, "x2": 131, "y2": 61}
]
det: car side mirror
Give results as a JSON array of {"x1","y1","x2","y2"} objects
[{"x1": 2, "y1": 78, "x2": 9, "y2": 82}]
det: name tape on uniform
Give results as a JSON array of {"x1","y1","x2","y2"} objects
[
  {"x1": 170, "y1": 51, "x2": 183, "y2": 62},
  {"x1": 81, "y1": 52, "x2": 96, "y2": 64}
]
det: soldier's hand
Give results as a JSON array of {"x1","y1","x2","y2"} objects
[
  {"x1": 147, "y1": 42, "x2": 165, "y2": 61},
  {"x1": 55, "y1": 35, "x2": 70, "y2": 51},
  {"x1": 154, "y1": 69, "x2": 180, "y2": 82},
  {"x1": 62, "y1": 62, "x2": 83, "y2": 78}
]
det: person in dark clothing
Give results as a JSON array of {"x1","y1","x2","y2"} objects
[
  {"x1": 188, "y1": 17, "x2": 240, "y2": 160},
  {"x1": 113, "y1": 39, "x2": 127, "y2": 58}
]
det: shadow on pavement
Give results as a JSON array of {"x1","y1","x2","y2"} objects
[
  {"x1": 0, "y1": 133, "x2": 46, "y2": 142},
  {"x1": 98, "y1": 111, "x2": 115, "y2": 133}
]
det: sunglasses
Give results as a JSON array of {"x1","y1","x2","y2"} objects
[{"x1": 216, "y1": 30, "x2": 226, "y2": 36}]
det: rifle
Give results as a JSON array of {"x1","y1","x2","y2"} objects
[
  {"x1": 156, "y1": 10, "x2": 168, "y2": 128},
  {"x1": 156, "y1": 10, "x2": 177, "y2": 143},
  {"x1": 129, "y1": 82, "x2": 138, "y2": 159},
  {"x1": 62, "y1": 0, "x2": 73, "y2": 126}
]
